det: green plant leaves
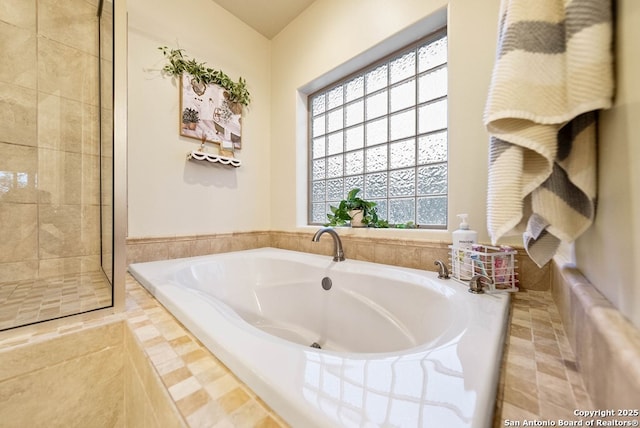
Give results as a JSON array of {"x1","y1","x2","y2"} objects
[
  {"x1": 158, "y1": 46, "x2": 251, "y2": 107},
  {"x1": 325, "y1": 188, "x2": 379, "y2": 227},
  {"x1": 324, "y1": 188, "x2": 416, "y2": 228},
  {"x1": 346, "y1": 188, "x2": 360, "y2": 200}
]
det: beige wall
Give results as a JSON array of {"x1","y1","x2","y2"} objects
[
  {"x1": 126, "y1": 0, "x2": 272, "y2": 237},
  {"x1": 575, "y1": 0, "x2": 640, "y2": 329},
  {"x1": 126, "y1": 0, "x2": 505, "y2": 243},
  {"x1": 0, "y1": 0, "x2": 102, "y2": 281},
  {"x1": 269, "y1": 0, "x2": 506, "y2": 244}
]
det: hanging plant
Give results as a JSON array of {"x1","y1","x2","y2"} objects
[{"x1": 158, "y1": 46, "x2": 251, "y2": 107}]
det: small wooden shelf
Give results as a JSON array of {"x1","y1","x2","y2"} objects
[{"x1": 186, "y1": 150, "x2": 241, "y2": 168}]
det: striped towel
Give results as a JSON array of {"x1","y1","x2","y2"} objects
[{"x1": 484, "y1": 0, "x2": 614, "y2": 267}]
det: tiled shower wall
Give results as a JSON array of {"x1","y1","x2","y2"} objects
[{"x1": 0, "y1": 0, "x2": 101, "y2": 281}]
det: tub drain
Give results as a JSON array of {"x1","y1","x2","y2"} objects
[{"x1": 310, "y1": 342, "x2": 322, "y2": 349}]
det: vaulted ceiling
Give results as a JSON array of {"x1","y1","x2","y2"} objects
[{"x1": 210, "y1": 0, "x2": 316, "y2": 39}]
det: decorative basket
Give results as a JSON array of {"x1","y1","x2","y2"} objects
[{"x1": 448, "y1": 244, "x2": 518, "y2": 291}]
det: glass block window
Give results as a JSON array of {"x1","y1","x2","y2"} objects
[{"x1": 308, "y1": 30, "x2": 448, "y2": 228}]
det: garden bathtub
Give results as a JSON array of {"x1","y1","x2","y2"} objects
[{"x1": 129, "y1": 247, "x2": 510, "y2": 428}]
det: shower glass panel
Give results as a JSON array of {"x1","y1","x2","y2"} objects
[
  {"x1": 100, "y1": 1, "x2": 114, "y2": 284},
  {"x1": 0, "y1": 0, "x2": 114, "y2": 331}
]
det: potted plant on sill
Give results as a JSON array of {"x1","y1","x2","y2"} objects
[
  {"x1": 325, "y1": 188, "x2": 379, "y2": 228},
  {"x1": 324, "y1": 188, "x2": 418, "y2": 229}
]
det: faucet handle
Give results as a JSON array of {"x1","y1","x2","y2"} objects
[
  {"x1": 468, "y1": 274, "x2": 494, "y2": 294},
  {"x1": 434, "y1": 260, "x2": 450, "y2": 279}
]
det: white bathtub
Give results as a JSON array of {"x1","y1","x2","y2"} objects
[{"x1": 129, "y1": 248, "x2": 510, "y2": 428}]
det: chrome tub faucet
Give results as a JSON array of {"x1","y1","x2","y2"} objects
[
  {"x1": 434, "y1": 260, "x2": 450, "y2": 279},
  {"x1": 312, "y1": 227, "x2": 345, "y2": 262},
  {"x1": 468, "y1": 274, "x2": 495, "y2": 294}
]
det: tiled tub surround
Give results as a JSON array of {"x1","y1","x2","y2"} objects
[
  {"x1": 0, "y1": 322, "x2": 125, "y2": 427},
  {"x1": 0, "y1": 267, "x2": 636, "y2": 427},
  {"x1": 125, "y1": 232, "x2": 639, "y2": 421},
  {"x1": 126, "y1": 230, "x2": 550, "y2": 291},
  {"x1": 494, "y1": 264, "x2": 640, "y2": 423},
  {"x1": 129, "y1": 248, "x2": 510, "y2": 427},
  {"x1": 550, "y1": 263, "x2": 640, "y2": 408},
  {"x1": 493, "y1": 289, "x2": 593, "y2": 424},
  {"x1": 1, "y1": 232, "x2": 637, "y2": 427},
  {"x1": 0, "y1": 280, "x2": 284, "y2": 427},
  {"x1": 0, "y1": 319, "x2": 187, "y2": 427},
  {"x1": 0, "y1": 271, "x2": 603, "y2": 427}
]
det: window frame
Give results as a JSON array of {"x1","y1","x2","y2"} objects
[{"x1": 307, "y1": 28, "x2": 449, "y2": 229}]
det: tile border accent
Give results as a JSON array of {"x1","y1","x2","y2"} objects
[
  {"x1": 124, "y1": 319, "x2": 188, "y2": 427},
  {"x1": 493, "y1": 288, "x2": 593, "y2": 425},
  {"x1": 550, "y1": 262, "x2": 640, "y2": 408},
  {"x1": 126, "y1": 230, "x2": 550, "y2": 290}
]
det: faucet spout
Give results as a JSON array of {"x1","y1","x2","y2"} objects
[
  {"x1": 312, "y1": 227, "x2": 345, "y2": 262},
  {"x1": 434, "y1": 260, "x2": 450, "y2": 279},
  {"x1": 468, "y1": 274, "x2": 494, "y2": 294}
]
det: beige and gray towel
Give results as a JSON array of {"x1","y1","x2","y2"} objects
[{"x1": 484, "y1": 0, "x2": 614, "y2": 267}]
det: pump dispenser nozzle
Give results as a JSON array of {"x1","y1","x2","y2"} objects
[{"x1": 457, "y1": 213, "x2": 469, "y2": 230}]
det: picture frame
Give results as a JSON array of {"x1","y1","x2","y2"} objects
[{"x1": 179, "y1": 73, "x2": 242, "y2": 149}]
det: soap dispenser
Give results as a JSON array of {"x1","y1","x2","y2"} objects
[{"x1": 452, "y1": 214, "x2": 478, "y2": 280}]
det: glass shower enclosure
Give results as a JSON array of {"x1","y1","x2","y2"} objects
[{"x1": 0, "y1": 0, "x2": 114, "y2": 330}]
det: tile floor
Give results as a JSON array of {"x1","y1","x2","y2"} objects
[
  {"x1": 0, "y1": 270, "x2": 112, "y2": 331},
  {"x1": 494, "y1": 288, "x2": 594, "y2": 426}
]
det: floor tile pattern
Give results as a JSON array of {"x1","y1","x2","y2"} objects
[
  {"x1": 0, "y1": 270, "x2": 112, "y2": 330},
  {"x1": 494, "y1": 289, "x2": 594, "y2": 426}
]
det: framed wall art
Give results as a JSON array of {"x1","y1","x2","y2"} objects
[{"x1": 179, "y1": 73, "x2": 242, "y2": 149}]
